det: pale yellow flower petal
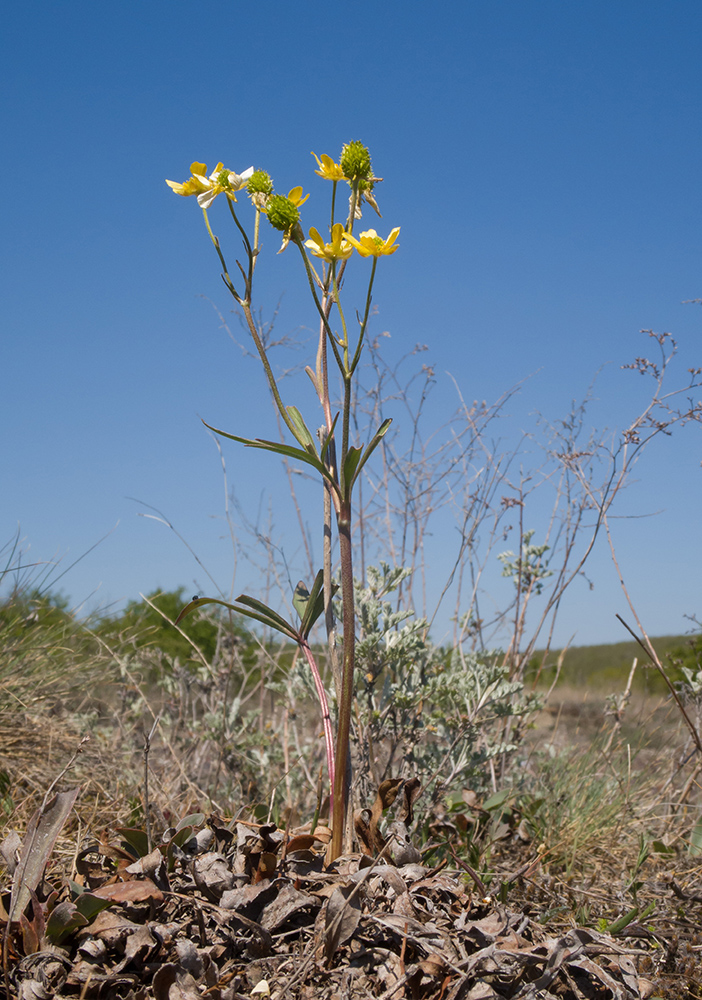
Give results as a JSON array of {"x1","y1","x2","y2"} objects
[
  {"x1": 305, "y1": 223, "x2": 353, "y2": 261},
  {"x1": 311, "y1": 152, "x2": 345, "y2": 181},
  {"x1": 288, "y1": 186, "x2": 310, "y2": 208},
  {"x1": 167, "y1": 161, "x2": 255, "y2": 208},
  {"x1": 342, "y1": 226, "x2": 400, "y2": 257}
]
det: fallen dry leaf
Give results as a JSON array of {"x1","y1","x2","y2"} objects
[{"x1": 91, "y1": 877, "x2": 165, "y2": 904}]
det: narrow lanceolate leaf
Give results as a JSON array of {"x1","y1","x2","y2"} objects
[
  {"x1": 300, "y1": 569, "x2": 324, "y2": 637},
  {"x1": 319, "y1": 414, "x2": 339, "y2": 470},
  {"x1": 175, "y1": 596, "x2": 239, "y2": 627},
  {"x1": 175, "y1": 595, "x2": 297, "y2": 641},
  {"x1": 202, "y1": 421, "x2": 338, "y2": 490},
  {"x1": 689, "y1": 814, "x2": 702, "y2": 857},
  {"x1": 286, "y1": 405, "x2": 317, "y2": 454},
  {"x1": 293, "y1": 571, "x2": 331, "y2": 639},
  {"x1": 234, "y1": 594, "x2": 298, "y2": 640},
  {"x1": 10, "y1": 788, "x2": 80, "y2": 922},
  {"x1": 299, "y1": 569, "x2": 330, "y2": 639},
  {"x1": 304, "y1": 365, "x2": 320, "y2": 396},
  {"x1": 292, "y1": 579, "x2": 312, "y2": 623},
  {"x1": 346, "y1": 418, "x2": 392, "y2": 493},
  {"x1": 342, "y1": 447, "x2": 363, "y2": 491}
]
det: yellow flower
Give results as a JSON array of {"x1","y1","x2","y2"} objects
[
  {"x1": 166, "y1": 162, "x2": 210, "y2": 198},
  {"x1": 342, "y1": 227, "x2": 400, "y2": 258},
  {"x1": 311, "y1": 152, "x2": 345, "y2": 182},
  {"x1": 166, "y1": 162, "x2": 254, "y2": 209},
  {"x1": 305, "y1": 224, "x2": 354, "y2": 262},
  {"x1": 287, "y1": 186, "x2": 310, "y2": 209}
]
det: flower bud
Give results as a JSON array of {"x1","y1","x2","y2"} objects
[
  {"x1": 266, "y1": 194, "x2": 300, "y2": 232},
  {"x1": 247, "y1": 170, "x2": 274, "y2": 196},
  {"x1": 340, "y1": 141, "x2": 372, "y2": 181}
]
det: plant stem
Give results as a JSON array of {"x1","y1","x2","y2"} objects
[
  {"x1": 202, "y1": 209, "x2": 240, "y2": 300},
  {"x1": 299, "y1": 639, "x2": 335, "y2": 811},
  {"x1": 349, "y1": 257, "x2": 378, "y2": 375},
  {"x1": 240, "y1": 301, "x2": 300, "y2": 442},
  {"x1": 296, "y1": 241, "x2": 345, "y2": 374},
  {"x1": 331, "y1": 498, "x2": 355, "y2": 860}
]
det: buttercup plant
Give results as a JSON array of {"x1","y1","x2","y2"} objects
[{"x1": 167, "y1": 143, "x2": 398, "y2": 859}]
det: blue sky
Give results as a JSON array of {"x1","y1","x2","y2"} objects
[{"x1": 2, "y1": 0, "x2": 700, "y2": 648}]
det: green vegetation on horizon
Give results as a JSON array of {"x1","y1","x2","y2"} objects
[
  {"x1": 532, "y1": 632, "x2": 702, "y2": 695},
  {"x1": 3, "y1": 584, "x2": 700, "y2": 699}
]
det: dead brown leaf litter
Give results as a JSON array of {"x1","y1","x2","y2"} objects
[
  {"x1": 2, "y1": 688, "x2": 702, "y2": 998},
  {"x1": 3, "y1": 793, "x2": 702, "y2": 999}
]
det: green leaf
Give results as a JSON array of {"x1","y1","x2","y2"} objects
[
  {"x1": 169, "y1": 826, "x2": 194, "y2": 849},
  {"x1": 292, "y1": 579, "x2": 312, "y2": 622},
  {"x1": 175, "y1": 595, "x2": 297, "y2": 641},
  {"x1": 343, "y1": 418, "x2": 392, "y2": 495},
  {"x1": 175, "y1": 596, "x2": 223, "y2": 626},
  {"x1": 319, "y1": 415, "x2": 339, "y2": 470},
  {"x1": 300, "y1": 570, "x2": 327, "y2": 638},
  {"x1": 202, "y1": 421, "x2": 337, "y2": 489},
  {"x1": 164, "y1": 825, "x2": 195, "y2": 872},
  {"x1": 176, "y1": 812, "x2": 205, "y2": 832},
  {"x1": 293, "y1": 570, "x2": 334, "y2": 639},
  {"x1": 689, "y1": 815, "x2": 702, "y2": 856},
  {"x1": 285, "y1": 406, "x2": 317, "y2": 454},
  {"x1": 304, "y1": 572, "x2": 336, "y2": 638},
  {"x1": 252, "y1": 802, "x2": 269, "y2": 823},
  {"x1": 300, "y1": 569, "x2": 324, "y2": 637},
  {"x1": 482, "y1": 789, "x2": 512, "y2": 812},
  {"x1": 650, "y1": 839, "x2": 675, "y2": 856},
  {"x1": 343, "y1": 447, "x2": 363, "y2": 489},
  {"x1": 74, "y1": 892, "x2": 113, "y2": 922},
  {"x1": 234, "y1": 595, "x2": 298, "y2": 640},
  {"x1": 304, "y1": 365, "x2": 320, "y2": 395},
  {"x1": 234, "y1": 606, "x2": 296, "y2": 638},
  {"x1": 444, "y1": 791, "x2": 466, "y2": 812},
  {"x1": 116, "y1": 827, "x2": 150, "y2": 858},
  {"x1": 45, "y1": 901, "x2": 89, "y2": 945},
  {"x1": 606, "y1": 905, "x2": 639, "y2": 934}
]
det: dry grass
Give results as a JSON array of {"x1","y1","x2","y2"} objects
[
  {"x1": 3, "y1": 683, "x2": 702, "y2": 996},
  {"x1": 1, "y1": 591, "x2": 702, "y2": 996}
]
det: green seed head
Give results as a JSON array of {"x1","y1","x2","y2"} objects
[
  {"x1": 266, "y1": 194, "x2": 300, "y2": 232},
  {"x1": 340, "y1": 141, "x2": 372, "y2": 181},
  {"x1": 248, "y1": 170, "x2": 273, "y2": 196}
]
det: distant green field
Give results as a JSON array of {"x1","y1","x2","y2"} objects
[{"x1": 530, "y1": 633, "x2": 698, "y2": 694}]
